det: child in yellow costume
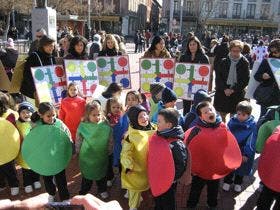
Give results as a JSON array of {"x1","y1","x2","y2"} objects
[{"x1": 121, "y1": 105, "x2": 156, "y2": 210}]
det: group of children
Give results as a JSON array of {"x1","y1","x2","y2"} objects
[{"x1": 0, "y1": 81, "x2": 279, "y2": 210}]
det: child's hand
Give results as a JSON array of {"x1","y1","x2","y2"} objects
[{"x1": 242, "y1": 156, "x2": 248, "y2": 163}]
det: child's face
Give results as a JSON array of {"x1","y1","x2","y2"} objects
[
  {"x1": 237, "y1": 111, "x2": 250, "y2": 122},
  {"x1": 199, "y1": 105, "x2": 216, "y2": 123},
  {"x1": 137, "y1": 111, "x2": 149, "y2": 127},
  {"x1": 164, "y1": 100, "x2": 176, "y2": 108},
  {"x1": 40, "y1": 109, "x2": 56, "y2": 124},
  {"x1": 157, "y1": 115, "x2": 172, "y2": 132},
  {"x1": 68, "y1": 86, "x2": 78, "y2": 97},
  {"x1": 89, "y1": 109, "x2": 101, "y2": 123},
  {"x1": 126, "y1": 93, "x2": 139, "y2": 108},
  {"x1": 19, "y1": 109, "x2": 32, "y2": 122},
  {"x1": 111, "y1": 102, "x2": 122, "y2": 115}
]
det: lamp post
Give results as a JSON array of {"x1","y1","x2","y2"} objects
[
  {"x1": 88, "y1": 0, "x2": 91, "y2": 40},
  {"x1": 169, "y1": 0, "x2": 174, "y2": 32}
]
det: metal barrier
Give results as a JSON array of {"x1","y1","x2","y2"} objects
[{"x1": 0, "y1": 39, "x2": 30, "y2": 54}]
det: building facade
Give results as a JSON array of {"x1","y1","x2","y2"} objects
[{"x1": 162, "y1": 0, "x2": 280, "y2": 35}]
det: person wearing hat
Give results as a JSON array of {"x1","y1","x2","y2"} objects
[
  {"x1": 15, "y1": 101, "x2": 41, "y2": 193},
  {"x1": 149, "y1": 82, "x2": 165, "y2": 118},
  {"x1": 89, "y1": 34, "x2": 102, "y2": 59},
  {"x1": 120, "y1": 105, "x2": 156, "y2": 210}
]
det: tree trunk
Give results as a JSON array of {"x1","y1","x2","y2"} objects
[{"x1": 4, "y1": 11, "x2": 11, "y2": 41}]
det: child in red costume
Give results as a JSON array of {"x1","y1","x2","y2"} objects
[
  {"x1": 185, "y1": 101, "x2": 242, "y2": 209},
  {"x1": 59, "y1": 82, "x2": 86, "y2": 142}
]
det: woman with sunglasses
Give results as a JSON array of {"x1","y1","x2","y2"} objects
[{"x1": 254, "y1": 39, "x2": 280, "y2": 117}]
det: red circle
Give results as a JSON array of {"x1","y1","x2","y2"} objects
[
  {"x1": 163, "y1": 60, "x2": 174, "y2": 70},
  {"x1": 55, "y1": 66, "x2": 64, "y2": 77},
  {"x1": 198, "y1": 66, "x2": 209, "y2": 76},
  {"x1": 118, "y1": 57, "x2": 128, "y2": 67}
]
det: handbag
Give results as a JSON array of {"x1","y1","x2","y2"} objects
[{"x1": 253, "y1": 83, "x2": 279, "y2": 106}]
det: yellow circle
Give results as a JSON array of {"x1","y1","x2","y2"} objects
[
  {"x1": 100, "y1": 80, "x2": 109, "y2": 87},
  {"x1": 142, "y1": 82, "x2": 150, "y2": 92},
  {"x1": 67, "y1": 63, "x2": 76, "y2": 73},
  {"x1": 174, "y1": 87, "x2": 184, "y2": 97}
]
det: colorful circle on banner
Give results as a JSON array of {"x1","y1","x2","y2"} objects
[
  {"x1": 141, "y1": 60, "x2": 152, "y2": 70},
  {"x1": 0, "y1": 118, "x2": 20, "y2": 165},
  {"x1": 176, "y1": 64, "x2": 187, "y2": 75},
  {"x1": 118, "y1": 57, "x2": 128, "y2": 67},
  {"x1": 165, "y1": 81, "x2": 173, "y2": 89},
  {"x1": 270, "y1": 59, "x2": 280, "y2": 68},
  {"x1": 100, "y1": 80, "x2": 109, "y2": 87},
  {"x1": 67, "y1": 63, "x2": 76, "y2": 73},
  {"x1": 87, "y1": 62, "x2": 97, "y2": 71},
  {"x1": 163, "y1": 60, "x2": 174, "y2": 70},
  {"x1": 97, "y1": 58, "x2": 107, "y2": 68},
  {"x1": 142, "y1": 82, "x2": 150, "y2": 92},
  {"x1": 120, "y1": 78, "x2": 130, "y2": 88},
  {"x1": 34, "y1": 69, "x2": 44, "y2": 81},
  {"x1": 22, "y1": 125, "x2": 72, "y2": 176},
  {"x1": 199, "y1": 66, "x2": 209, "y2": 76},
  {"x1": 55, "y1": 66, "x2": 64, "y2": 77},
  {"x1": 174, "y1": 87, "x2": 184, "y2": 97}
]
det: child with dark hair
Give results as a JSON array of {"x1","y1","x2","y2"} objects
[
  {"x1": 148, "y1": 108, "x2": 187, "y2": 210},
  {"x1": 64, "y1": 35, "x2": 88, "y2": 60},
  {"x1": 222, "y1": 101, "x2": 257, "y2": 192},
  {"x1": 185, "y1": 101, "x2": 242, "y2": 209}
]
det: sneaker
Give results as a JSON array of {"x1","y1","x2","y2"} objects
[
  {"x1": 124, "y1": 190, "x2": 129, "y2": 198},
  {"x1": 10, "y1": 187, "x2": 19, "y2": 196},
  {"x1": 222, "y1": 183, "x2": 231, "y2": 191},
  {"x1": 100, "y1": 191, "x2": 109, "y2": 199},
  {"x1": 33, "y1": 181, "x2": 41, "y2": 189},
  {"x1": 48, "y1": 194, "x2": 55, "y2": 202},
  {"x1": 234, "y1": 184, "x2": 242, "y2": 192},
  {"x1": 24, "y1": 185, "x2": 33, "y2": 193}
]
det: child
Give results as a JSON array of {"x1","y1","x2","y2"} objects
[
  {"x1": 148, "y1": 108, "x2": 187, "y2": 210},
  {"x1": 121, "y1": 105, "x2": 156, "y2": 210},
  {"x1": 185, "y1": 101, "x2": 242, "y2": 209},
  {"x1": 76, "y1": 100, "x2": 112, "y2": 199},
  {"x1": 15, "y1": 101, "x2": 41, "y2": 193},
  {"x1": 183, "y1": 89, "x2": 211, "y2": 131},
  {"x1": 149, "y1": 82, "x2": 165, "y2": 117},
  {"x1": 105, "y1": 97, "x2": 124, "y2": 127},
  {"x1": 0, "y1": 92, "x2": 20, "y2": 196},
  {"x1": 257, "y1": 126, "x2": 280, "y2": 210},
  {"x1": 223, "y1": 101, "x2": 257, "y2": 192},
  {"x1": 30, "y1": 102, "x2": 71, "y2": 202},
  {"x1": 59, "y1": 82, "x2": 86, "y2": 142}
]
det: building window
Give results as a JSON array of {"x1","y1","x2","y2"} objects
[
  {"x1": 186, "y1": 1, "x2": 194, "y2": 15},
  {"x1": 246, "y1": 4, "x2": 256, "y2": 19},
  {"x1": 262, "y1": 0, "x2": 270, "y2": 2},
  {"x1": 219, "y1": 2, "x2": 228, "y2": 18},
  {"x1": 232, "y1": 3, "x2": 241, "y2": 18},
  {"x1": 174, "y1": 0, "x2": 179, "y2": 13},
  {"x1": 278, "y1": 2, "x2": 280, "y2": 15},
  {"x1": 205, "y1": 1, "x2": 213, "y2": 13},
  {"x1": 260, "y1": 4, "x2": 270, "y2": 19},
  {"x1": 248, "y1": 0, "x2": 256, "y2": 2}
]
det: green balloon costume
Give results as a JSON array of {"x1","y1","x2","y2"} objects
[{"x1": 77, "y1": 121, "x2": 111, "y2": 180}]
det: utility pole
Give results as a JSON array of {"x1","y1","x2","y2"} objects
[
  {"x1": 88, "y1": 0, "x2": 91, "y2": 40},
  {"x1": 179, "y1": 0, "x2": 183, "y2": 34},
  {"x1": 169, "y1": 0, "x2": 174, "y2": 33}
]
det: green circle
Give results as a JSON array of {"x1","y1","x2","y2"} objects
[
  {"x1": 141, "y1": 60, "x2": 152, "y2": 70},
  {"x1": 34, "y1": 69, "x2": 44, "y2": 81},
  {"x1": 176, "y1": 64, "x2": 187, "y2": 75},
  {"x1": 67, "y1": 63, "x2": 76, "y2": 72},
  {"x1": 97, "y1": 58, "x2": 107, "y2": 68},
  {"x1": 142, "y1": 82, "x2": 150, "y2": 92},
  {"x1": 87, "y1": 62, "x2": 97, "y2": 72},
  {"x1": 100, "y1": 80, "x2": 109, "y2": 87},
  {"x1": 174, "y1": 87, "x2": 184, "y2": 97}
]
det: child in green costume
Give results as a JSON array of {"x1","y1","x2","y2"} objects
[{"x1": 76, "y1": 100, "x2": 112, "y2": 199}]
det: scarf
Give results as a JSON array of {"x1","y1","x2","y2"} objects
[
  {"x1": 227, "y1": 54, "x2": 242, "y2": 87},
  {"x1": 157, "y1": 126, "x2": 185, "y2": 140}
]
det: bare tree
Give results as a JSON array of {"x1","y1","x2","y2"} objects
[{"x1": 0, "y1": 0, "x2": 33, "y2": 40}]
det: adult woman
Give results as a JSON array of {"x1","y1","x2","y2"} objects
[
  {"x1": 20, "y1": 35, "x2": 56, "y2": 99},
  {"x1": 143, "y1": 35, "x2": 171, "y2": 58},
  {"x1": 254, "y1": 39, "x2": 280, "y2": 117},
  {"x1": 98, "y1": 34, "x2": 122, "y2": 56},
  {"x1": 179, "y1": 36, "x2": 209, "y2": 115},
  {"x1": 64, "y1": 35, "x2": 88, "y2": 60},
  {"x1": 214, "y1": 40, "x2": 250, "y2": 122}
]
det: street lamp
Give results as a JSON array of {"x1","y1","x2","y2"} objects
[{"x1": 88, "y1": 0, "x2": 91, "y2": 40}]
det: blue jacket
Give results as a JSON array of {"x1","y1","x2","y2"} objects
[
  {"x1": 113, "y1": 113, "x2": 129, "y2": 167},
  {"x1": 227, "y1": 115, "x2": 257, "y2": 176}
]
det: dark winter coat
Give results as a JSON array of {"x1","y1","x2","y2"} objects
[
  {"x1": 213, "y1": 42, "x2": 229, "y2": 70},
  {"x1": 98, "y1": 48, "x2": 122, "y2": 57},
  {"x1": 20, "y1": 50, "x2": 56, "y2": 98},
  {"x1": 179, "y1": 51, "x2": 209, "y2": 64},
  {"x1": 0, "y1": 48, "x2": 19, "y2": 68},
  {"x1": 64, "y1": 52, "x2": 88, "y2": 60},
  {"x1": 214, "y1": 55, "x2": 249, "y2": 113}
]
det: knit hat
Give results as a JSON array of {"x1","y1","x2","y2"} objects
[
  {"x1": 193, "y1": 89, "x2": 211, "y2": 106},
  {"x1": 150, "y1": 82, "x2": 166, "y2": 103},
  {"x1": 127, "y1": 105, "x2": 147, "y2": 129},
  {"x1": 18, "y1": 101, "x2": 35, "y2": 114},
  {"x1": 161, "y1": 87, "x2": 177, "y2": 104},
  {"x1": 6, "y1": 38, "x2": 14, "y2": 48},
  {"x1": 93, "y1": 34, "x2": 101, "y2": 43}
]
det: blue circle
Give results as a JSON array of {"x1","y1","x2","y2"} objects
[
  {"x1": 165, "y1": 81, "x2": 173, "y2": 89},
  {"x1": 120, "y1": 78, "x2": 130, "y2": 88}
]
